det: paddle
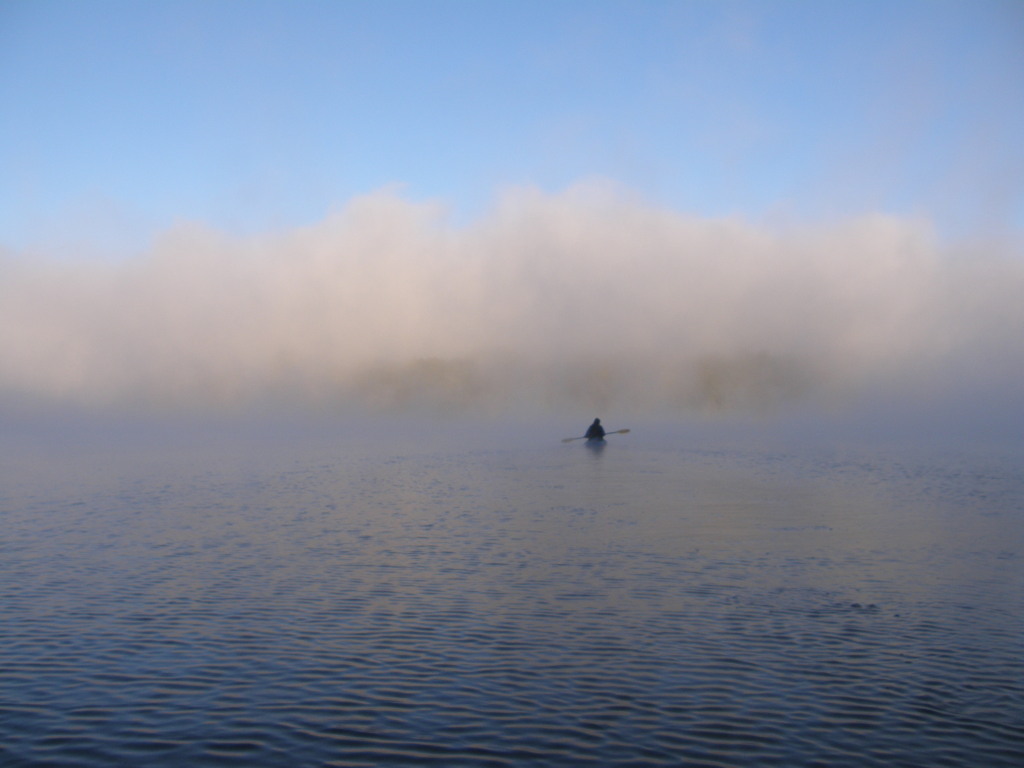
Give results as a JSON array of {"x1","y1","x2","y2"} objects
[{"x1": 562, "y1": 429, "x2": 630, "y2": 443}]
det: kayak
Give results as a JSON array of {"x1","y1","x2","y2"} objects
[{"x1": 561, "y1": 429, "x2": 629, "y2": 444}]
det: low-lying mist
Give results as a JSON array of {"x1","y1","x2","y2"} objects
[{"x1": 2, "y1": 183, "x2": 1021, "y2": 431}]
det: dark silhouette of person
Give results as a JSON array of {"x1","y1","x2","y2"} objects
[{"x1": 585, "y1": 418, "x2": 605, "y2": 441}]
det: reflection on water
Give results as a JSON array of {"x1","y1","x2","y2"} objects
[{"x1": 1, "y1": 420, "x2": 1022, "y2": 767}]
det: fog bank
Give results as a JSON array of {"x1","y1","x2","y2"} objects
[{"x1": 2, "y1": 184, "x2": 1021, "y2": 424}]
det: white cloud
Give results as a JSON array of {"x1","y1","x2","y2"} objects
[{"x1": 1, "y1": 183, "x2": 1021, "y2": 419}]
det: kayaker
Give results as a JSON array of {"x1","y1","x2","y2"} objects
[{"x1": 585, "y1": 418, "x2": 605, "y2": 441}]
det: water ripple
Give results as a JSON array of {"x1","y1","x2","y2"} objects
[{"x1": 2, "y1": 437, "x2": 1022, "y2": 767}]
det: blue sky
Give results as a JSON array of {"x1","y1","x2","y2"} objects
[{"x1": 2, "y1": 0, "x2": 1022, "y2": 257}]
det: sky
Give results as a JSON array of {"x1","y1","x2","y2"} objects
[
  {"x1": 3, "y1": 0, "x2": 1022, "y2": 251},
  {"x1": 1, "y1": 0, "x2": 1022, "y2": 428}
]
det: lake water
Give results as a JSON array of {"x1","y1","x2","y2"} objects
[{"x1": 2, "y1": 417, "x2": 1022, "y2": 767}]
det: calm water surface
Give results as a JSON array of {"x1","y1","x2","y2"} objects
[{"x1": 2, "y1": 419, "x2": 1022, "y2": 767}]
